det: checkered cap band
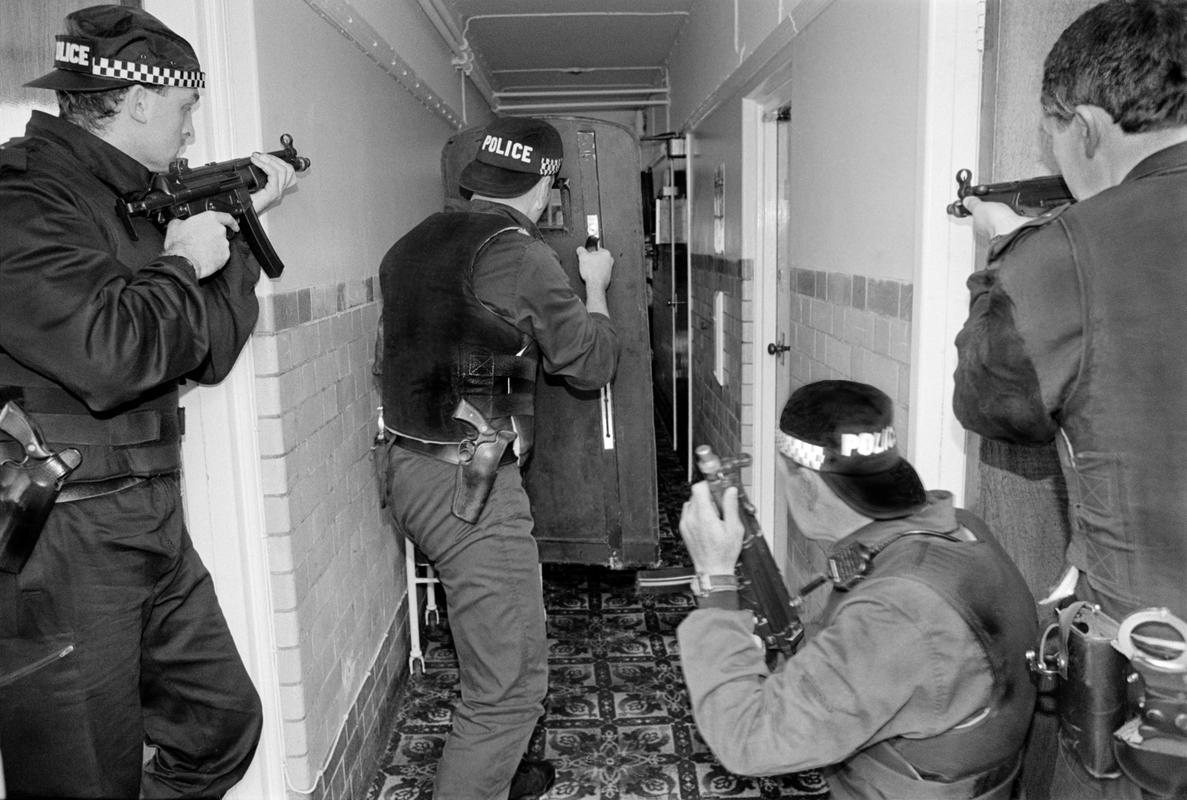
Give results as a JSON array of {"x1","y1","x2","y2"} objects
[
  {"x1": 51, "y1": 36, "x2": 204, "y2": 88},
  {"x1": 90, "y1": 56, "x2": 205, "y2": 88},
  {"x1": 775, "y1": 424, "x2": 901, "y2": 475},
  {"x1": 775, "y1": 430, "x2": 827, "y2": 470},
  {"x1": 538, "y1": 157, "x2": 561, "y2": 176}
]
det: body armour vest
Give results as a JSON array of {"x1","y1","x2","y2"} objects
[
  {"x1": 1038, "y1": 154, "x2": 1187, "y2": 621},
  {"x1": 825, "y1": 510, "x2": 1037, "y2": 797},
  {"x1": 379, "y1": 211, "x2": 538, "y2": 447},
  {"x1": 0, "y1": 135, "x2": 181, "y2": 481}
]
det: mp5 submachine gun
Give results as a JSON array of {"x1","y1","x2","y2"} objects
[
  {"x1": 121, "y1": 133, "x2": 311, "y2": 278},
  {"x1": 946, "y1": 168, "x2": 1074, "y2": 218},
  {"x1": 638, "y1": 445, "x2": 806, "y2": 659}
]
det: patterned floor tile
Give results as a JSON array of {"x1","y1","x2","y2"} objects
[{"x1": 365, "y1": 421, "x2": 829, "y2": 799}]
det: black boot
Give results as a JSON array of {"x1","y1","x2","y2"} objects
[{"x1": 508, "y1": 758, "x2": 556, "y2": 800}]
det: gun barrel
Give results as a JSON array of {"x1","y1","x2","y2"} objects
[{"x1": 947, "y1": 169, "x2": 1073, "y2": 218}]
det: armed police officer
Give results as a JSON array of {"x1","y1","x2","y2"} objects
[
  {"x1": 377, "y1": 116, "x2": 618, "y2": 799},
  {"x1": 0, "y1": 5, "x2": 297, "y2": 797},
  {"x1": 677, "y1": 381, "x2": 1038, "y2": 800},
  {"x1": 953, "y1": 2, "x2": 1187, "y2": 795}
]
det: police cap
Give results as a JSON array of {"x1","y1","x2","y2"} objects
[
  {"x1": 24, "y1": 4, "x2": 204, "y2": 92},
  {"x1": 777, "y1": 380, "x2": 927, "y2": 519},
  {"x1": 459, "y1": 117, "x2": 563, "y2": 199}
]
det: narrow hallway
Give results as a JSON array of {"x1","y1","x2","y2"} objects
[{"x1": 364, "y1": 417, "x2": 829, "y2": 800}]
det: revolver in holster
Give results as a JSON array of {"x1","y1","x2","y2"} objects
[
  {"x1": 0, "y1": 401, "x2": 82, "y2": 574},
  {"x1": 450, "y1": 399, "x2": 516, "y2": 524}
]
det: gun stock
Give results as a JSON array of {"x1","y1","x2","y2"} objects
[
  {"x1": 946, "y1": 168, "x2": 1073, "y2": 218},
  {"x1": 122, "y1": 133, "x2": 310, "y2": 278}
]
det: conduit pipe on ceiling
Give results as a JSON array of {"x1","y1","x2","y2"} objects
[
  {"x1": 495, "y1": 88, "x2": 670, "y2": 98},
  {"x1": 497, "y1": 100, "x2": 671, "y2": 112},
  {"x1": 417, "y1": 0, "x2": 497, "y2": 112}
]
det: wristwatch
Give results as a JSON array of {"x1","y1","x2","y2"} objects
[{"x1": 690, "y1": 572, "x2": 739, "y2": 597}]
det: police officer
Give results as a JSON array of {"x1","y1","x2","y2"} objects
[
  {"x1": 677, "y1": 381, "x2": 1038, "y2": 800},
  {"x1": 377, "y1": 117, "x2": 618, "y2": 799},
  {"x1": 0, "y1": 5, "x2": 296, "y2": 797},
  {"x1": 953, "y1": 3, "x2": 1187, "y2": 795}
]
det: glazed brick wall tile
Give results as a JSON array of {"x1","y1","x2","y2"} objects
[{"x1": 252, "y1": 278, "x2": 407, "y2": 799}]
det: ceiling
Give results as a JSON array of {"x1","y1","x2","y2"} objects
[{"x1": 426, "y1": 0, "x2": 695, "y2": 117}]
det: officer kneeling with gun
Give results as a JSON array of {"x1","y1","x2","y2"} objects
[{"x1": 674, "y1": 381, "x2": 1038, "y2": 800}]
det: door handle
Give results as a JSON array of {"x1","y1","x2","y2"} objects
[{"x1": 767, "y1": 341, "x2": 791, "y2": 356}]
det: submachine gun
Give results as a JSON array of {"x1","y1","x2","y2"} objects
[
  {"x1": 121, "y1": 133, "x2": 311, "y2": 278},
  {"x1": 945, "y1": 167, "x2": 1074, "y2": 218},
  {"x1": 638, "y1": 445, "x2": 806, "y2": 659}
]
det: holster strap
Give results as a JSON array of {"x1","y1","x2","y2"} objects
[{"x1": 388, "y1": 433, "x2": 516, "y2": 467}]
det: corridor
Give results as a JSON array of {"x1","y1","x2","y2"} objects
[{"x1": 364, "y1": 419, "x2": 828, "y2": 800}]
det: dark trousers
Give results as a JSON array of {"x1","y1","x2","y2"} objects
[
  {"x1": 385, "y1": 446, "x2": 548, "y2": 800},
  {"x1": 0, "y1": 475, "x2": 261, "y2": 798}
]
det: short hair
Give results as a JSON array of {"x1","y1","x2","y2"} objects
[
  {"x1": 1041, "y1": 0, "x2": 1187, "y2": 133},
  {"x1": 56, "y1": 84, "x2": 165, "y2": 133}
]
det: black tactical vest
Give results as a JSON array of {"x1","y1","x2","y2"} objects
[
  {"x1": 824, "y1": 510, "x2": 1037, "y2": 785},
  {"x1": 379, "y1": 211, "x2": 538, "y2": 446}
]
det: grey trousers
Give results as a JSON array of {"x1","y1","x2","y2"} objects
[{"x1": 385, "y1": 445, "x2": 548, "y2": 800}]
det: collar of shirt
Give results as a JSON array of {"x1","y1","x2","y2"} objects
[
  {"x1": 25, "y1": 109, "x2": 153, "y2": 198},
  {"x1": 833, "y1": 490, "x2": 960, "y2": 554},
  {"x1": 1123, "y1": 138, "x2": 1187, "y2": 184},
  {"x1": 465, "y1": 197, "x2": 541, "y2": 236}
]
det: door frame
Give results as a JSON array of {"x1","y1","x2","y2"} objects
[
  {"x1": 744, "y1": 84, "x2": 792, "y2": 556},
  {"x1": 907, "y1": 0, "x2": 983, "y2": 502},
  {"x1": 745, "y1": 0, "x2": 985, "y2": 549},
  {"x1": 145, "y1": 2, "x2": 287, "y2": 797}
]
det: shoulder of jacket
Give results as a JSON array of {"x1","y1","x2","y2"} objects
[
  {"x1": 988, "y1": 204, "x2": 1071, "y2": 262},
  {"x1": 0, "y1": 138, "x2": 32, "y2": 174}
]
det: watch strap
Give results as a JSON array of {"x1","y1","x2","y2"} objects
[{"x1": 692, "y1": 572, "x2": 739, "y2": 597}]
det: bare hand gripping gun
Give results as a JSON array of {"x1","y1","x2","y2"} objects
[
  {"x1": 946, "y1": 168, "x2": 1074, "y2": 218},
  {"x1": 0, "y1": 402, "x2": 81, "y2": 574},
  {"x1": 638, "y1": 445, "x2": 805, "y2": 659},
  {"x1": 695, "y1": 446, "x2": 806, "y2": 657},
  {"x1": 121, "y1": 134, "x2": 311, "y2": 278}
]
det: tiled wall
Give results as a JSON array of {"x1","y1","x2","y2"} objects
[
  {"x1": 689, "y1": 253, "x2": 745, "y2": 461},
  {"x1": 781, "y1": 267, "x2": 913, "y2": 609},
  {"x1": 785, "y1": 267, "x2": 913, "y2": 445},
  {"x1": 253, "y1": 278, "x2": 408, "y2": 799}
]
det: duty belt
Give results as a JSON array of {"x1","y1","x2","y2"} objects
[
  {"x1": 58, "y1": 475, "x2": 149, "y2": 503},
  {"x1": 387, "y1": 431, "x2": 517, "y2": 467}
]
